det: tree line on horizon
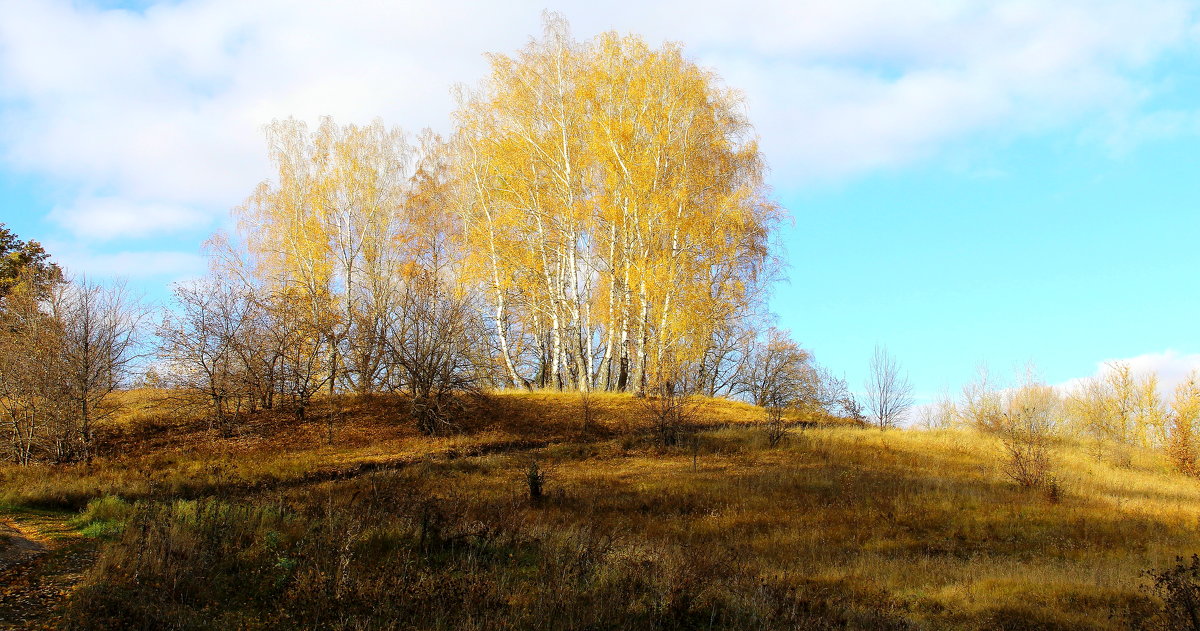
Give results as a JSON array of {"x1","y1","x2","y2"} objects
[{"x1": 918, "y1": 362, "x2": 1200, "y2": 487}]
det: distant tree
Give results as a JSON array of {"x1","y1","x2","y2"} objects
[
  {"x1": 1167, "y1": 371, "x2": 1200, "y2": 476},
  {"x1": 960, "y1": 364, "x2": 1003, "y2": 432},
  {"x1": 814, "y1": 366, "x2": 863, "y2": 419},
  {"x1": 0, "y1": 223, "x2": 62, "y2": 299},
  {"x1": 739, "y1": 328, "x2": 830, "y2": 442},
  {"x1": 917, "y1": 391, "x2": 958, "y2": 430},
  {"x1": 738, "y1": 328, "x2": 817, "y2": 409},
  {"x1": 864, "y1": 345, "x2": 913, "y2": 430},
  {"x1": 1064, "y1": 377, "x2": 1112, "y2": 462},
  {"x1": 1064, "y1": 362, "x2": 1162, "y2": 466}
]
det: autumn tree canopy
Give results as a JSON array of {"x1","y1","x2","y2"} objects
[
  {"x1": 453, "y1": 15, "x2": 782, "y2": 393},
  {"x1": 190, "y1": 13, "x2": 785, "y2": 414},
  {"x1": 0, "y1": 223, "x2": 62, "y2": 299}
]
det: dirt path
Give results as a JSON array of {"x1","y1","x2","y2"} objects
[
  {"x1": 0, "y1": 512, "x2": 97, "y2": 630},
  {"x1": 0, "y1": 519, "x2": 47, "y2": 565}
]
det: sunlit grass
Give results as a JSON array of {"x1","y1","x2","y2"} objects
[{"x1": 6, "y1": 390, "x2": 1200, "y2": 628}]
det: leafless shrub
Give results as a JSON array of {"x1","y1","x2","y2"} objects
[
  {"x1": 763, "y1": 388, "x2": 789, "y2": 448},
  {"x1": 865, "y1": 345, "x2": 913, "y2": 430},
  {"x1": 526, "y1": 461, "x2": 546, "y2": 505},
  {"x1": 839, "y1": 394, "x2": 866, "y2": 425},
  {"x1": 998, "y1": 381, "x2": 1059, "y2": 490},
  {"x1": 388, "y1": 272, "x2": 486, "y2": 435},
  {"x1": 642, "y1": 374, "x2": 702, "y2": 447}
]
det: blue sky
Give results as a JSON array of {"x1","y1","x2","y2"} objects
[{"x1": 2, "y1": 0, "x2": 1200, "y2": 404}]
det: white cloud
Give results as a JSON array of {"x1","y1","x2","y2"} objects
[
  {"x1": 0, "y1": 0, "x2": 1196, "y2": 266},
  {"x1": 1056, "y1": 350, "x2": 1200, "y2": 399},
  {"x1": 49, "y1": 197, "x2": 213, "y2": 241}
]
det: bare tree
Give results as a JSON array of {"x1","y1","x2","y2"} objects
[
  {"x1": 865, "y1": 345, "x2": 913, "y2": 430},
  {"x1": 53, "y1": 277, "x2": 148, "y2": 462},
  {"x1": 0, "y1": 271, "x2": 145, "y2": 464},
  {"x1": 387, "y1": 272, "x2": 485, "y2": 435},
  {"x1": 159, "y1": 279, "x2": 254, "y2": 437},
  {"x1": 737, "y1": 328, "x2": 818, "y2": 409},
  {"x1": 814, "y1": 366, "x2": 853, "y2": 418}
]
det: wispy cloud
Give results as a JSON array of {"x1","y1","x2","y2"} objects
[
  {"x1": 48, "y1": 242, "x2": 206, "y2": 281},
  {"x1": 49, "y1": 197, "x2": 213, "y2": 241}
]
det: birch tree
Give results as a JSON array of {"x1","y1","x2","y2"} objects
[
  {"x1": 237, "y1": 117, "x2": 412, "y2": 395},
  {"x1": 452, "y1": 13, "x2": 781, "y2": 393}
]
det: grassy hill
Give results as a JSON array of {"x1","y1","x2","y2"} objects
[{"x1": 1, "y1": 390, "x2": 1198, "y2": 629}]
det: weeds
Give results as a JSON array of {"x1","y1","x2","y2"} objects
[
  {"x1": 65, "y1": 476, "x2": 912, "y2": 630},
  {"x1": 1143, "y1": 555, "x2": 1200, "y2": 630},
  {"x1": 70, "y1": 494, "x2": 134, "y2": 539}
]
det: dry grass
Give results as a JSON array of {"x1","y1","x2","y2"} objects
[
  {"x1": 0, "y1": 389, "x2": 781, "y2": 509},
  {"x1": 363, "y1": 426, "x2": 1192, "y2": 629},
  {"x1": 5, "y1": 390, "x2": 1200, "y2": 628}
]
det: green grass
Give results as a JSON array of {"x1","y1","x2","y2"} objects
[{"x1": 69, "y1": 496, "x2": 133, "y2": 540}]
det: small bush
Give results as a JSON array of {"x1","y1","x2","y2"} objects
[
  {"x1": 641, "y1": 378, "x2": 701, "y2": 447},
  {"x1": 1043, "y1": 477, "x2": 1062, "y2": 504},
  {"x1": 764, "y1": 420, "x2": 787, "y2": 448},
  {"x1": 526, "y1": 461, "x2": 545, "y2": 505},
  {"x1": 1143, "y1": 554, "x2": 1200, "y2": 630}
]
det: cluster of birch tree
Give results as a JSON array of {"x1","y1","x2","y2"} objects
[
  {"x1": 154, "y1": 15, "x2": 796, "y2": 435},
  {"x1": 1, "y1": 17, "x2": 835, "y2": 460},
  {"x1": 453, "y1": 16, "x2": 782, "y2": 394}
]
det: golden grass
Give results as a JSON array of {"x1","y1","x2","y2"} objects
[
  {"x1": 351, "y1": 423, "x2": 1198, "y2": 629},
  {"x1": 6, "y1": 389, "x2": 1200, "y2": 628},
  {"x1": 0, "y1": 389, "x2": 778, "y2": 508}
]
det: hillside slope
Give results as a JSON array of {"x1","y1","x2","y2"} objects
[{"x1": 1, "y1": 391, "x2": 1196, "y2": 629}]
